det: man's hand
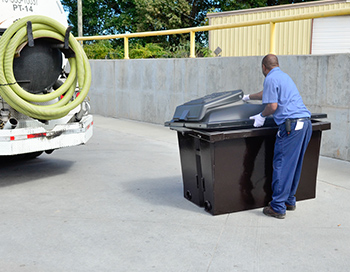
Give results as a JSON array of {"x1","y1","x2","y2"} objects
[
  {"x1": 250, "y1": 113, "x2": 266, "y2": 127},
  {"x1": 242, "y1": 94, "x2": 250, "y2": 102}
]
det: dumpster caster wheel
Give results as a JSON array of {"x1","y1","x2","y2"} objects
[
  {"x1": 204, "y1": 201, "x2": 212, "y2": 211},
  {"x1": 185, "y1": 190, "x2": 192, "y2": 200}
]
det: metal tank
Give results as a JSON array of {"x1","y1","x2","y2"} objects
[{"x1": 0, "y1": 0, "x2": 93, "y2": 158}]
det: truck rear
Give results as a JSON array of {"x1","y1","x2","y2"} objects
[{"x1": 0, "y1": 0, "x2": 93, "y2": 158}]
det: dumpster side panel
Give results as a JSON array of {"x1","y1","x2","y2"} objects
[
  {"x1": 296, "y1": 130, "x2": 322, "y2": 200},
  {"x1": 197, "y1": 140, "x2": 215, "y2": 212},
  {"x1": 196, "y1": 136, "x2": 274, "y2": 215},
  {"x1": 177, "y1": 132, "x2": 205, "y2": 207},
  {"x1": 203, "y1": 139, "x2": 246, "y2": 215}
]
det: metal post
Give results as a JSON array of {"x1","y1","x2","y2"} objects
[
  {"x1": 124, "y1": 37, "x2": 130, "y2": 59},
  {"x1": 190, "y1": 31, "x2": 195, "y2": 58},
  {"x1": 269, "y1": 22, "x2": 276, "y2": 54},
  {"x1": 77, "y1": 0, "x2": 83, "y2": 44}
]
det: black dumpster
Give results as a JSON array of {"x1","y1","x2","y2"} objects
[{"x1": 165, "y1": 90, "x2": 331, "y2": 215}]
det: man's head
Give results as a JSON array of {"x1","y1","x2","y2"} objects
[{"x1": 262, "y1": 54, "x2": 279, "y2": 77}]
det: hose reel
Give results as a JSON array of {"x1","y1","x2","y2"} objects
[{"x1": 0, "y1": 15, "x2": 91, "y2": 120}]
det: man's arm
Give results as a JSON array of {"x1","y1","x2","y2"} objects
[
  {"x1": 262, "y1": 102, "x2": 278, "y2": 117},
  {"x1": 242, "y1": 90, "x2": 263, "y2": 101},
  {"x1": 249, "y1": 90, "x2": 263, "y2": 100},
  {"x1": 250, "y1": 102, "x2": 278, "y2": 127}
]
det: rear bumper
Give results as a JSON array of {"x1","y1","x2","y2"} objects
[{"x1": 0, "y1": 115, "x2": 93, "y2": 155}]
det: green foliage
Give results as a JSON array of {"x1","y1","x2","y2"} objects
[
  {"x1": 61, "y1": 0, "x2": 115, "y2": 36},
  {"x1": 129, "y1": 43, "x2": 171, "y2": 59},
  {"x1": 167, "y1": 41, "x2": 212, "y2": 58},
  {"x1": 83, "y1": 40, "x2": 212, "y2": 59},
  {"x1": 83, "y1": 40, "x2": 123, "y2": 59}
]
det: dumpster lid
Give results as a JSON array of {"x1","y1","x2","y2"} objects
[
  {"x1": 171, "y1": 90, "x2": 243, "y2": 122},
  {"x1": 166, "y1": 90, "x2": 328, "y2": 130}
]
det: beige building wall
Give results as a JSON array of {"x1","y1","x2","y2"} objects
[{"x1": 208, "y1": 0, "x2": 350, "y2": 56}]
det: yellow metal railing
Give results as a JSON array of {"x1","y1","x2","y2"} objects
[{"x1": 76, "y1": 8, "x2": 350, "y2": 59}]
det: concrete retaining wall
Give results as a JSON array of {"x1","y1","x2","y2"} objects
[{"x1": 89, "y1": 55, "x2": 350, "y2": 161}]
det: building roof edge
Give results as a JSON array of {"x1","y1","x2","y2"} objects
[{"x1": 207, "y1": 0, "x2": 349, "y2": 18}]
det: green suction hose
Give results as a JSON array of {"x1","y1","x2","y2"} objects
[{"x1": 0, "y1": 15, "x2": 91, "y2": 120}]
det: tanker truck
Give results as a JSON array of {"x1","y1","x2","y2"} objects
[{"x1": 0, "y1": 0, "x2": 93, "y2": 159}]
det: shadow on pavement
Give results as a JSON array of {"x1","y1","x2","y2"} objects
[{"x1": 0, "y1": 156, "x2": 74, "y2": 187}]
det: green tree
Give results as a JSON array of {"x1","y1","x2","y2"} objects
[{"x1": 59, "y1": 1, "x2": 127, "y2": 36}]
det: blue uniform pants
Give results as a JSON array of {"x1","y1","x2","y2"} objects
[{"x1": 270, "y1": 119, "x2": 312, "y2": 214}]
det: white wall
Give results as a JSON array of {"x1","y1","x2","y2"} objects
[{"x1": 311, "y1": 16, "x2": 350, "y2": 54}]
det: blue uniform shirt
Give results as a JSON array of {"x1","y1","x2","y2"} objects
[{"x1": 262, "y1": 67, "x2": 311, "y2": 125}]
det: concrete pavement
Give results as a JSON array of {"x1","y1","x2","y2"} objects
[{"x1": 0, "y1": 115, "x2": 349, "y2": 272}]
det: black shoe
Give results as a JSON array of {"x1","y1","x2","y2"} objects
[
  {"x1": 263, "y1": 206, "x2": 286, "y2": 219},
  {"x1": 286, "y1": 204, "x2": 296, "y2": 211}
]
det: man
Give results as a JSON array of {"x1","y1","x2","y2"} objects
[{"x1": 243, "y1": 54, "x2": 312, "y2": 219}]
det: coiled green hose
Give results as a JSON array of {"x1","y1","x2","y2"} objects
[{"x1": 0, "y1": 15, "x2": 91, "y2": 120}]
